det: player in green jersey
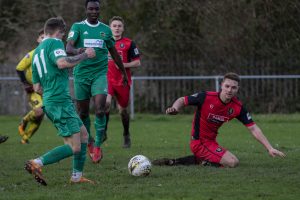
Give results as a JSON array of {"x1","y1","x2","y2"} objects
[
  {"x1": 66, "y1": 0, "x2": 128, "y2": 163},
  {"x1": 24, "y1": 17, "x2": 96, "y2": 186}
]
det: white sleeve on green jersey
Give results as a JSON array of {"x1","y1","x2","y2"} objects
[{"x1": 32, "y1": 57, "x2": 40, "y2": 84}]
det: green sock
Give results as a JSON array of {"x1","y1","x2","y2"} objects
[
  {"x1": 81, "y1": 116, "x2": 92, "y2": 143},
  {"x1": 73, "y1": 143, "x2": 87, "y2": 173},
  {"x1": 94, "y1": 115, "x2": 106, "y2": 147},
  {"x1": 40, "y1": 144, "x2": 73, "y2": 165}
]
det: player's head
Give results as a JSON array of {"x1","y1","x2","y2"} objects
[
  {"x1": 220, "y1": 72, "x2": 240, "y2": 102},
  {"x1": 44, "y1": 17, "x2": 66, "y2": 39},
  {"x1": 85, "y1": 0, "x2": 100, "y2": 24},
  {"x1": 109, "y1": 16, "x2": 125, "y2": 39},
  {"x1": 37, "y1": 28, "x2": 45, "y2": 43}
]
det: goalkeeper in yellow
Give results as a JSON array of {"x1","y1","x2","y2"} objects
[{"x1": 16, "y1": 29, "x2": 45, "y2": 144}]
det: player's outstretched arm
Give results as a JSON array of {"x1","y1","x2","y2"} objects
[
  {"x1": 166, "y1": 97, "x2": 185, "y2": 115},
  {"x1": 57, "y1": 48, "x2": 95, "y2": 69},
  {"x1": 66, "y1": 40, "x2": 86, "y2": 55},
  {"x1": 108, "y1": 46, "x2": 128, "y2": 85},
  {"x1": 123, "y1": 59, "x2": 141, "y2": 69},
  {"x1": 247, "y1": 124, "x2": 286, "y2": 158}
]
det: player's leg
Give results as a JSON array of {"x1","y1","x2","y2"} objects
[
  {"x1": 115, "y1": 85, "x2": 131, "y2": 148},
  {"x1": 152, "y1": 155, "x2": 198, "y2": 166},
  {"x1": 70, "y1": 125, "x2": 94, "y2": 184},
  {"x1": 219, "y1": 151, "x2": 239, "y2": 168},
  {"x1": 91, "y1": 74, "x2": 108, "y2": 163},
  {"x1": 104, "y1": 82, "x2": 114, "y2": 139},
  {"x1": 92, "y1": 93, "x2": 106, "y2": 163}
]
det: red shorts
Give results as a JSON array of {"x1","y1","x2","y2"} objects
[
  {"x1": 190, "y1": 139, "x2": 227, "y2": 163},
  {"x1": 108, "y1": 84, "x2": 130, "y2": 108}
]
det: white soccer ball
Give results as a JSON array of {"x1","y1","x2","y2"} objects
[{"x1": 128, "y1": 155, "x2": 152, "y2": 176}]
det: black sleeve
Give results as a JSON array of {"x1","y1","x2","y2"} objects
[
  {"x1": 236, "y1": 106, "x2": 254, "y2": 125},
  {"x1": 16, "y1": 70, "x2": 29, "y2": 84},
  {"x1": 186, "y1": 92, "x2": 206, "y2": 106},
  {"x1": 127, "y1": 41, "x2": 140, "y2": 62}
]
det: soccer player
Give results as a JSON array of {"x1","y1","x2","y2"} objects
[
  {"x1": 0, "y1": 135, "x2": 8, "y2": 144},
  {"x1": 24, "y1": 17, "x2": 96, "y2": 186},
  {"x1": 66, "y1": 0, "x2": 128, "y2": 163},
  {"x1": 153, "y1": 72, "x2": 285, "y2": 168},
  {"x1": 105, "y1": 16, "x2": 141, "y2": 148},
  {"x1": 16, "y1": 29, "x2": 45, "y2": 144}
]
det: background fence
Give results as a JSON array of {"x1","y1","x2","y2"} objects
[{"x1": 1, "y1": 75, "x2": 300, "y2": 116}]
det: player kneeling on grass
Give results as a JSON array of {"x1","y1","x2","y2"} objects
[
  {"x1": 153, "y1": 72, "x2": 285, "y2": 168},
  {"x1": 24, "y1": 17, "x2": 95, "y2": 186}
]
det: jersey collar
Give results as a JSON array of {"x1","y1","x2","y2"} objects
[{"x1": 85, "y1": 19, "x2": 100, "y2": 27}]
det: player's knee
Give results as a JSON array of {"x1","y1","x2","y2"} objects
[
  {"x1": 119, "y1": 108, "x2": 128, "y2": 116},
  {"x1": 95, "y1": 109, "x2": 105, "y2": 118},
  {"x1": 79, "y1": 111, "x2": 89, "y2": 119}
]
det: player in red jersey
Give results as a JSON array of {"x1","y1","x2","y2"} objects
[
  {"x1": 153, "y1": 72, "x2": 285, "y2": 167},
  {"x1": 105, "y1": 16, "x2": 141, "y2": 148}
]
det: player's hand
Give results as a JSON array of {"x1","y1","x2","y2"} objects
[
  {"x1": 77, "y1": 48, "x2": 86, "y2": 54},
  {"x1": 166, "y1": 107, "x2": 178, "y2": 115},
  {"x1": 268, "y1": 148, "x2": 286, "y2": 158},
  {"x1": 24, "y1": 83, "x2": 34, "y2": 94},
  {"x1": 85, "y1": 48, "x2": 95, "y2": 58}
]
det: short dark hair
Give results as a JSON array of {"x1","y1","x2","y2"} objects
[
  {"x1": 85, "y1": 0, "x2": 100, "y2": 8},
  {"x1": 109, "y1": 16, "x2": 125, "y2": 26},
  {"x1": 223, "y1": 72, "x2": 240, "y2": 84},
  {"x1": 38, "y1": 28, "x2": 44, "y2": 36},
  {"x1": 44, "y1": 17, "x2": 66, "y2": 35}
]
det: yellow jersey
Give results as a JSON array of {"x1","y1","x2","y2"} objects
[{"x1": 16, "y1": 49, "x2": 35, "y2": 84}]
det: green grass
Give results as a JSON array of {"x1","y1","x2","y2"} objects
[{"x1": 0, "y1": 114, "x2": 300, "y2": 200}]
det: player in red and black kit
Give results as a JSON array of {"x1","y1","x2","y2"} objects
[
  {"x1": 105, "y1": 16, "x2": 141, "y2": 148},
  {"x1": 153, "y1": 72, "x2": 285, "y2": 167}
]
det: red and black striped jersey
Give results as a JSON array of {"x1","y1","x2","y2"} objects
[
  {"x1": 184, "y1": 91, "x2": 255, "y2": 141},
  {"x1": 108, "y1": 37, "x2": 140, "y2": 86}
]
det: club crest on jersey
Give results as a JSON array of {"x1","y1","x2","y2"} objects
[
  {"x1": 54, "y1": 49, "x2": 67, "y2": 57},
  {"x1": 100, "y1": 32, "x2": 106, "y2": 37},
  {"x1": 216, "y1": 147, "x2": 223, "y2": 152},
  {"x1": 83, "y1": 31, "x2": 88, "y2": 35},
  {"x1": 210, "y1": 104, "x2": 214, "y2": 109},
  {"x1": 120, "y1": 43, "x2": 125, "y2": 48},
  {"x1": 228, "y1": 107, "x2": 234, "y2": 115}
]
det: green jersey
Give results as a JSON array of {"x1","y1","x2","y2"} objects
[
  {"x1": 32, "y1": 38, "x2": 72, "y2": 106},
  {"x1": 67, "y1": 19, "x2": 115, "y2": 78}
]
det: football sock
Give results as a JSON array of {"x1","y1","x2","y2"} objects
[
  {"x1": 94, "y1": 115, "x2": 106, "y2": 147},
  {"x1": 24, "y1": 122, "x2": 39, "y2": 139},
  {"x1": 71, "y1": 172, "x2": 82, "y2": 181},
  {"x1": 81, "y1": 116, "x2": 92, "y2": 143},
  {"x1": 40, "y1": 144, "x2": 73, "y2": 165},
  {"x1": 23, "y1": 110, "x2": 36, "y2": 122},
  {"x1": 73, "y1": 143, "x2": 87, "y2": 173},
  {"x1": 121, "y1": 111, "x2": 130, "y2": 136},
  {"x1": 174, "y1": 155, "x2": 198, "y2": 165},
  {"x1": 33, "y1": 158, "x2": 44, "y2": 166}
]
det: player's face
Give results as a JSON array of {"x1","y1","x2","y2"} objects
[
  {"x1": 220, "y1": 78, "x2": 239, "y2": 102},
  {"x1": 110, "y1": 20, "x2": 124, "y2": 38},
  {"x1": 86, "y1": 2, "x2": 100, "y2": 24}
]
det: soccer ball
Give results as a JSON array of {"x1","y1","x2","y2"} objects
[{"x1": 128, "y1": 155, "x2": 152, "y2": 176}]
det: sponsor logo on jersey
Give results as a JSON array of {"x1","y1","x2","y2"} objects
[
  {"x1": 120, "y1": 43, "x2": 125, "y2": 48},
  {"x1": 247, "y1": 112, "x2": 252, "y2": 120},
  {"x1": 54, "y1": 49, "x2": 67, "y2": 57},
  {"x1": 84, "y1": 39, "x2": 104, "y2": 48},
  {"x1": 68, "y1": 31, "x2": 74, "y2": 38},
  {"x1": 83, "y1": 31, "x2": 88, "y2": 35},
  {"x1": 228, "y1": 107, "x2": 234, "y2": 115},
  {"x1": 134, "y1": 48, "x2": 139, "y2": 55},
  {"x1": 207, "y1": 113, "x2": 229, "y2": 124}
]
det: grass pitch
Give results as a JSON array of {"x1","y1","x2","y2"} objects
[{"x1": 0, "y1": 114, "x2": 299, "y2": 200}]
